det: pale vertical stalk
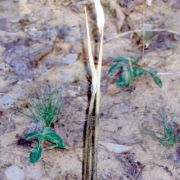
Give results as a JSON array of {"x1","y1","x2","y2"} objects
[
  {"x1": 84, "y1": 1, "x2": 105, "y2": 179},
  {"x1": 92, "y1": 1, "x2": 105, "y2": 178},
  {"x1": 142, "y1": 5, "x2": 145, "y2": 62},
  {"x1": 84, "y1": 7, "x2": 97, "y2": 180},
  {"x1": 93, "y1": 28, "x2": 104, "y2": 180},
  {"x1": 84, "y1": 8, "x2": 97, "y2": 80}
]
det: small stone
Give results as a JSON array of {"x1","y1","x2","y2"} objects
[
  {"x1": 0, "y1": 95, "x2": 15, "y2": 110},
  {"x1": 5, "y1": 165, "x2": 24, "y2": 180},
  {"x1": 9, "y1": 58, "x2": 34, "y2": 78},
  {"x1": 61, "y1": 53, "x2": 78, "y2": 65},
  {"x1": 99, "y1": 141, "x2": 132, "y2": 153}
]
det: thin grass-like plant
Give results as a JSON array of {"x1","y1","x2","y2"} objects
[
  {"x1": 23, "y1": 85, "x2": 64, "y2": 164},
  {"x1": 26, "y1": 86, "x2": 62, "y2": 127},
  {"x1": 144, "y1": 110, "x2": 180, "y2": 147},
  {"x1": 83, "y1": 1, "x2": 105, "y2": 179}
]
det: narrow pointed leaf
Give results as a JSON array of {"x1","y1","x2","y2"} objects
[
  {"x1": 24, "y1": 132, "x2": 39, "y2": 140},
  {"x1": 136, "y1": 68, "x2": 145, "y2": 76},
  {"x1": 45, "y1": 132, "x2": 65, "y2": 148},
  {"x1": 30, "y1": 143, "x2": 42, "y2": 164},
  {"x1": 121, "y1": 69, "x2": 132, "y2": 87},
  {"x1": 152, "y1": 75, "x2": 163, "y2": 88},
  {"x1": 108, "y1": 63, "x2": 121, "y2": 74},
  {"x1": 38, "y1": 128, "x2": 65, "y2": 148},
  {"x1": 113, "y1": 57, "x2": 128, "y2": 63},
  {"x1": 115, "y1": 76, "x2": 124, "y2": 87},
  {"x1": 127, "y1": 56, "x2": 138, "y2": 64}
]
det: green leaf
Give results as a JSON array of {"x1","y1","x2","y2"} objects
[
  {"x1": 38, "y1": 128, "x2": 65, "y2": 148},
  {"x1": 129, "y1": 67, "x2": 138, "y2": 80},
  {"x1": 115, "y1": 76, "x2": 124, "y2": 87},
  {"x1": 45, "y1": 132, "x2": 64, "y2": 148},
  {"x1": 143, "y1": 67, "x2": 162, "y2": 88},
  {"x1": 108, "y1": 63, "x2": 121, "y2": 74},
  {"x1": 131, "y1": 67, "x2": 136, "y2": 78},
  {"x1": 113, "y1": 56, "x2": 138, "y2": 64},
  {"x1": 37, "y1": 134, "x2": 45, "y2": 141},
  {"x1": 152, "y1": 75, "x2": 163, "y2": 88},
  {"x1": 121, "y1": 69, "x2": 132, "y2": 88},
  {"x1": 113, "y1": 57, "x2": 128, "y2": 63},
  {"x1": 24, "y1": 132, "x2": 39, "y2": 140},
  {"x1": 127, "y1": 56, "x2": 138, "y2": 64},
  {"x1": 30, "y1": 143, "x2": 42, "y2": 164},
  {"x1": 143, "y1": 67, "x2": 157, "y2": 75},
  {"x1": 135, "y1": 68, "x2": 145, "y2": 76}
]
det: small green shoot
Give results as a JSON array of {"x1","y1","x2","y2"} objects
[
  {"x1": 144, "y1": 110, "x2": 180, "y2": 147},
  {"x1": 27, "y1": 86, "x2": 62, "y2": 127},
  {"x1": 24, "y1": 86, "x2": 65, "y2": 163},
  {"x1": 108, "y1": 56, "x2": 162, "y2": 88}
]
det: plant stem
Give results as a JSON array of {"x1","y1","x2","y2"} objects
[
  {"x1": 92, "y1": 28, "x2": 104, "y2": 180},
  {"x1": 104, "y1": 28, "x2": 180, "y2": 43},
  {"x1": 84, "y1": 5, "x2": 104, "y2": 179},
  {"x1": 83, "y1": 7, "x2": 97, "y2": 180}
]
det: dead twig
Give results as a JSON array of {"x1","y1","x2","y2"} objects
[{"x1": 104, "y1": 29, "x2": 180, "y2": 43}]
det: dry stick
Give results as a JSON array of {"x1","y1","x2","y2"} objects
[
  {"x1": 141, "y1": 3, "x2": 145, "y2": 63},
  {"x1": 84, "y1": 7, "x2": 97, "y2": 180},
  {"x1": 84, "y1": 1, "x2": 105, "y2": 178},
  {"x1": 86, "y1": 91, "x2": 96, "y2": 179},
  {"x1": 92, "y1": 28, "x2": 104, "y2": 180},
  {"x1": 104, "y1": 29, "x2": 180, "y2": 43}
]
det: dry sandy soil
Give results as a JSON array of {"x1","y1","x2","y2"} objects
[{"x1": 0, "y1": 0, "x2": 180, "y2": 179}]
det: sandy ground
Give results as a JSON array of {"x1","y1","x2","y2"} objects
[{"x1": 0, "y1": 0, "x2": 180, "y2": 179}]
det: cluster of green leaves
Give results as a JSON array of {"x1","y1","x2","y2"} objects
[
  {"x1": 108, "y1": 56, "x2": 162, "y2": 88},
  {"x1": 145, "y1": 110, "x2": 180, "y2": 147},
  {"x1": 25, "y1": 86, "x2": 65, "y2": 163},
  {"x1": 25, "y1": 127, "x2": 65, "y2": 163}
]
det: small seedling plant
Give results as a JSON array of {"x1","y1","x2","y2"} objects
[
  {"x1": 24, "y1": 86, "x2": 65, "y2": 163},
  {"x1": 145, "y1": 111, "x2": 180, "y2": 147},
  {"x1": 108, "y1": 56, "x2": 162, "y2": 88}
]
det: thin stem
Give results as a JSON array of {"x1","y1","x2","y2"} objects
[
  {"x1": 84, "y1": 7, "x2": 97, "y2": 84},
  {"x1": 83, "y1": 7, "x2": 97, "y2": 180},
  {"x1": 92, "y1": 28, "x2": 104, "y2": 180},
  {"x1": 141, "y1": 2, "x2": 145, "y2": 62},
  {"x1": 104, "y1": 28, "x2": 180, "y2": 43},
  {"x1": 157, "y1": 72, "x2": 180, "y2": 75},
  {"x1": 83, "y1": 90, "x2": 96, "y2": 180}
]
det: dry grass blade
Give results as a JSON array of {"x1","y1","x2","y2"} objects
[
  {"x1": 83, "y1": 7, "x2": 97, "y2": 180},
  {"x1": 84, "y1": 7, "x2": 97, "y2": 93},
  {"x1": 93, "y1": 29, "x2": 104, "y2": 180},
  {"x1": 83, "y1": 1, "x2": 105, "y2": 179}
]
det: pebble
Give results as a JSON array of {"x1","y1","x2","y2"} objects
[
  {"x1": 99, "y1": 141, "x2": 132, "y2": 153},
  {"x1": 10, "y1": 59, "x2": 33, "y2": 78},
  {"x1": 0, "y1": 94, "x2": 15, "y2": 110},
  {"x1": 61, "y1": 53, "x2": 78, "y2": 65},
  {"x1": 5, "y1": 166, "x2": 24, "y2": 180}
]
